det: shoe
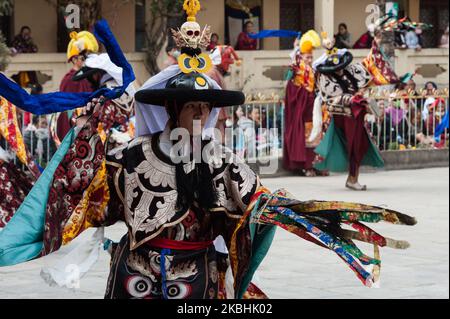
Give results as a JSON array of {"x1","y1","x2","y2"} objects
[{"x1": 346, "y1": 181, "x2": 368, "y2": 191}]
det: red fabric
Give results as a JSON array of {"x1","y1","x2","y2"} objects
[
  {"x1": 148, "y1": 238, "x2": 214, "y2": 251},
  {"x1": 283, "y1": 81, "x2": 316, "y2": 171},
  {"x1": 57, "y1": 68, "x2": 94, "y2": 140},
  {"x1": 59, "y1": 68, "x2": 93, "y2": 93},
  {"x1": 24, "y1": 112, "x2": 31, "y2": 126},
  {"x1": 333, "y1": 96, "x2": 370, "y2": 176},
  {"x1": 218, "y1": 46, "x2": 240, "y2": 73},
  {"x1": 235, "y1": 32, "x2": 257, "y2": 50},
  {"x1": 353, "y1": 32, "x2": 373, "y2": 49}
]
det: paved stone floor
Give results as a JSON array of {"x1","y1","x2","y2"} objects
[{"x1": 0, "y1": 168, "x2": 448, "y2": 299}]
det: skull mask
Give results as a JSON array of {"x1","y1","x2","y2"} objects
[{"x1": 180, "y1": 21, "x2": 202, "y2": 49}]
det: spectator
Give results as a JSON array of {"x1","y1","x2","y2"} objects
[
  {"x1": 207, "y1": 33, "x2": 219, "y2": 51},
  {"x1": 394, "y1": 23, "x2": 408, "y2": 49},
  {"x1": 405, "y1": 27, "x2": 422, "y2": 51},
  {"x1": 334, "y1": 23, "x2": 352, "y2": 49},
  {"x1": 162, "y1": 45, "x2": 180, "y2": 69},
  {"x1": 423, "y1": 81, "x2": 438, "y2": 96},
  {"x1": 12, "y1": 26, "x2": 38, "y2": 54},
  {"x1": 353, "y1": 24, "x2": 375, "y2": 49},
  {"x1": 439, "y1": 26, "x2": 449, "y2": 49},
  {"x1": 11, "y1": 26, "x2": 39, "y2": 87},
  {"x1": 235, "y1": 21, "x2": 257, "y2": 51}
]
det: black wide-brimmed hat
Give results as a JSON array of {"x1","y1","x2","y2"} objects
[
  {"x1": 72, "y1": 66, "x2": 105, "y2": 82},
  {"x1": 316, "y1": 51, "x2": 354, "y2": 74},
  {"x1": 135, "y1": 72, "x2": 245, "y2": 108}
]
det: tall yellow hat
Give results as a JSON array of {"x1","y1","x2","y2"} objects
[
  {"x1": 67, "y1": 31, "x2": 99, "y2": 61},
  {"x1": 183, "y1": 0, "x2": 201, "y2": 22},
  {"x1": 300, "y1": 30, "x2": 321, "y2": 54}
]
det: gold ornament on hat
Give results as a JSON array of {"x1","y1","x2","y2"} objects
[
  {"x1": 172, "y1": 0, "x2": 213, "y2": 74},
  {"x1": 184, "y1": 0, "x2": 201, "y2": 22}
]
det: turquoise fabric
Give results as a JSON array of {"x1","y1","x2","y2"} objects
[
  {"x1": 0, "y1": 129, "x2": 76, "y2": 266},
  {"x1": 314, "y1": 119, "x2": 384, "y2": 172},
  {"x1": 238, "y1": 211, "x2": 277, "y2": 299}
]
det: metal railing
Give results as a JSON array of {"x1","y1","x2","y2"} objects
[{"x1": 2, "y1": 91, "x2": 448, "y2": 171}]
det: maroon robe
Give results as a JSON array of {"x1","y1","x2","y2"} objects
[
  {"x1": 235, "y1": 32, "x2": 257, "y2": 50},
  {"x1": 333, "y1": 96, "x2": 370, "y2": 176},
  {"x1": 283, "y1": 81, "x2": 316, "y2": 171},
  {"x1": 57, "y1": 69, "x2": 94, "y2": 141}
]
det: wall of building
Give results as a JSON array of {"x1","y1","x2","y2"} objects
[
  {"x1": 13, "y1": 0, "x2": 58, "y2": 53},
  {"x1": 198, "y1": 0, "x2": 226, "y2": 43},
  {"x1": 101, "y1": 1, "x2": 136, "y2": 53},
  {"x1": 334, "y1": 0, "x2": 372, "y2": 45}
]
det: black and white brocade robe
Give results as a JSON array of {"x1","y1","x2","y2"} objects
[{"x1": 89, "y1": 123, "x2": 262, "y2": 299}]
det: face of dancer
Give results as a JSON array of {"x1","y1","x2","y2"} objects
[
  {"x1": 71, "y1": 55, "x2": 85, "y2": 71},
  {"x1": 178, "y1": 102, "x2": 211, "y2": 136},
  {"x1": 301, "y1": 52, "x2": 313, "y2": 66}
]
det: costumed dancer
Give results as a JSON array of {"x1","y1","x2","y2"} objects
[
  {"x1": 0, "y1": 2, "x2": 416, "y2": 300},
  {"x1": 71, "y1": 52, "x2": 136, "y2": 147},
  {"x1": 284, "y1": 30, "x2": 328, "y2": 177},
  {"x1": 312, "y1": 29, "x2": 399, "y2": 190},
  {"x1": 53, "y1": 31, "x2": 100, "y2": 146},
  {"x1": 0, "y1": 146, "x2": 34, "y2": 230}
]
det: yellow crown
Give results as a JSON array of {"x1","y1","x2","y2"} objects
[
  {"x1": 300, "y1": 30, "x2": 321, "y2": 54},
  {"x1": 183, "y1": 0, "x2": 201, "y2": 22},
  {"x1": 67, "y1": 31, "x2": 99, "y2": 61}
]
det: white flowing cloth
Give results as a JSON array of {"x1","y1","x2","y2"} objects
[
  {"x1": 0, "y1": 146, "x2": 13, "y2": 162},
  {"x1": 85, "y1": 53, "x2": 137, "y2": 97},
  {"x1": 135, "y1": 64, "x2": 221, "y2": 137}
]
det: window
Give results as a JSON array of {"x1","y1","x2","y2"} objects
[
  {"x1": 279, "y1": 0, "x2": 314, "y2": 50},
  {"x1": 135, "y1": 0, "x2": 146, "y2": 52},
  {"x1": 225, "y1": 0, "x2": 262, "y2": 48},
  {"x1": 420, "y1": 0, "x2": 449, "y2": 48}
]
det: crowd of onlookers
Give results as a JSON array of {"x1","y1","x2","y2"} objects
[
  {"x1": 366, "y1": 80, "x2": 448, "y2": 151},
  {"x1": 335, "y1": 22, "x2": 449, "y2": 50}
]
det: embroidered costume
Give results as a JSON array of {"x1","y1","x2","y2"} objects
[
  {"x1": 284, "y1": 30, "x2": 325, "y2": 174},
  {"x1": 313, "y1": 30, "x2": 399, "y2": 190},
  {"x1": 0, "y1": 3, "x2": 416, "y2": 300}
]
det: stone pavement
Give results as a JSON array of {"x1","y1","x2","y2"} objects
[{"x1": 0, "y1": 168, "x2": 448, "y2": 299}]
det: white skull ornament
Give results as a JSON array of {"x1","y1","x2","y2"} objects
[{"x1": 180, "y1": 21, "x2": 202, "y2": 49}]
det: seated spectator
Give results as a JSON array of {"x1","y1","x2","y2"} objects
[
  {"x1": 235, "y1": 21, "x2": 257, "y2": 51},
  {"x1": 439, "y1": 26, "x2": 449, "y2": 49},
  {"x1": 207, "y1": 33, "x2": 219, "y2": 51},
  {"x1": 405, "y1": 27, "x2": 422, "y2": 51},
  {"x1": 11, "y1": 26, "x2": 39, "y2": 87},
  {"x1": 162, "y1": 45, "x2": 180, "y2": 69},
  {"x1": 353, "y1": 24, "x2": 375, "y2": 49},
  {"x1": 12, "y1": 26, "x2": 38, "y2": 54},
  {"x1": 334, "y1": 23, "x2": 352, "y2": 49},
  {"x1": 394, "y1": 24, "x2": 408, "y2": 49}
]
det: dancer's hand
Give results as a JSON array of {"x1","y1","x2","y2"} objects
[{"x1": 76, "y1": 97, "x2": 105, "y2": 128}]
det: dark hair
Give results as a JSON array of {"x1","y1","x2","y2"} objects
[
  {"x1": 166, "y1": 45, "x2": 175, "y2": 54},
  {"x1": 20, "y1": 26, "x2": 31, "y2": 34},
  {"x1": 244, "y1": 21, "x2": 254, "y2": 28},
  {"x1": 165, "y1": 101, "x2": 218, "y2": 212},
  {"x1": 339, "y1": 23, "x2": 348, "y2": 31},
  {"x1": 211, "y1": 33, "x2": 219, "y2": 40},
  {"x1": 425, "y1": 81, "x2": 438, "y2": 90}
]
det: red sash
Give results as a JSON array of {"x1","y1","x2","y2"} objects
[{"x1": 148, "y1": 238, "x2": 214, "y2": 251}]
